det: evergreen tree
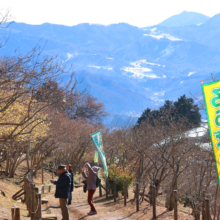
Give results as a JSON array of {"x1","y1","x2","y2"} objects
[{"x1": 137, "y1": 95, "x2": 201, "y2": 128}]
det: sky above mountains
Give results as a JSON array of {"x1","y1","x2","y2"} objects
[{"x1": 2, "y1": 0, "x2": 220, "y2": 27}]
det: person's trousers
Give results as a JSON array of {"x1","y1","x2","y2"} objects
[
  {"x1": 88, "y1": 189, "x2": 96, "y2": 212},
  {"x1": 59, "y1": 198, "x2": 69, "y2": 220},
  {"x1": 68, "y1": 192, "x2": 72, "y2": 204}
]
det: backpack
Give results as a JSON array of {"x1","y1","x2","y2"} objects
[
  {"x1": 96, "y1": 175, "x2": 101, "y2": 188},
  {"x1": 83, "y1": 182, "x2": 87, "y2": 193}
]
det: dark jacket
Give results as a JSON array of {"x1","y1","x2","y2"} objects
[
  {"x1": 54, "y1": 171, "x2": 71, "y2": 198},
  {"x1": 69, "y1": 169, "x2": 74, "y2": 192}
]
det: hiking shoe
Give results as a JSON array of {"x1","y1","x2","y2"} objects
[{"x1": 88, "y1": 212, "x2": 97, "y2": 215}]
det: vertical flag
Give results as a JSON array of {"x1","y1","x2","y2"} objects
[
  {"x1": 91, "y1": 131, "x2": 108, "y2": 177},
  {"x1": 202, "y1": 79, "x2": 220, "y2": 187},
  {"x1": 94, "y1": 151, "x2": 98, "y2": 163}
]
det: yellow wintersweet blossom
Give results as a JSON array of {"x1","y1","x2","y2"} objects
[{"x1": 0, "y1": 89, "x2": 50, "y2": 142}]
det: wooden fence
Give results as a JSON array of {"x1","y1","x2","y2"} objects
[
  {"x1": 101, "y1": 180, "x2": 212, "y2": 220},
  {"x1": 23, "y1": 176, "x2": 42, "y2": 219}
]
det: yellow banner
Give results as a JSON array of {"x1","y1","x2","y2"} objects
[
  {"x1": 202, "y1": 79, "x2": 220, "y2": 186},
  {"x1": 94, "y1": 151, "x2": 98, "y2": 163}
]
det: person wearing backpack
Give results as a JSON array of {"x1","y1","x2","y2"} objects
[{"x1": 82, "y1": 162, "x2": 100, "y2": 215}]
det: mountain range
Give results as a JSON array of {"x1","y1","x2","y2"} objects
[{"x1": 1, "y1": 11, "x2": 220, "y2": 123}]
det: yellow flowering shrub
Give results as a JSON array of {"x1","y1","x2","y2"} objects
[{"x1": 104, "y1": 164, "x2": 134, "y2": 192}]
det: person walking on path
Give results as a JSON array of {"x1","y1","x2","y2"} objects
[
  {"x1": 51, "y1": 165, "x2": 71, "y2": 220},
  {"x1": 82, "y1": 162, "x2": 100, "y2": 215},
  {"x1": 67, "y1": 164, "x2": 74, "y2": 205}
]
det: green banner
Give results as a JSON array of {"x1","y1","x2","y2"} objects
[
  {"x1": 91, "y1": 131, "x2": 108, "y2": 177},
  {"x1": 94, "y1": 151, "x2": 98, "y2": 163}
]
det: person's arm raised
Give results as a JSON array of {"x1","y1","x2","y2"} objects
[{"x1": 85, "y1": 162, "x2": 96, "y2": 174}]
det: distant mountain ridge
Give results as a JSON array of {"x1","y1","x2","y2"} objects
[
  {"x1": 158, "y1": 11, "x2": 210, "y2": 27},
  {"x1": 1, "y1": 11, "x2": 220, "y2": 123}
]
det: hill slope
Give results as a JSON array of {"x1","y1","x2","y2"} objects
[
  {"x1": 158, "y1": 11, "x2": 210, "y2": 27},
  {"x1": 1, "y1": 13, "x2": 220, "y2": 123}
]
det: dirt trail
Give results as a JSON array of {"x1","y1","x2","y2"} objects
[
  {"x1": 45, "y1": 186, "x2": 194, "y2": 220},
  {"x1": 45, "y1": 187, "x2": 131, "y2": 220}
]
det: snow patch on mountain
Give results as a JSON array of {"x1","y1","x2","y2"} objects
[
  {"x1": 89, "y1": 65, "x2": 101, "y2": 69},
  {"x1": 62, "y1": 53, "x2": 78, "y2": 63},
  {"x1": 89, "y1": 66, "x2": 113, "y2": 70},
  {"x1": 150, "y1": 27, "x2": 157, "y2": 33},
  {"x1": 103, "y1": 67, "x2": 113, "y2": 70},
  {"x1": 188, "y1": 71, "x2": 196, "y2": 76},
  {"x1": 122, "y1": 66, "x2": 156, "y2": 79},
  {"x1": 144, "y1": 33, "x2": 182, "y2": 41},
  {"x1": 154, "y1": 91, "x2": 165, "y2": 96},
  {"x1": 131, "y1": 59, "x2": 162, "y2": 67},
  {"x1": 67, "y1": 53, "x2": 74, "y2": 59},
  {"x1": 121, "y1": 59, "x2": 166, "y2": 79},
  {"x1": 186, "y1": 125, "x2": 208, "y2": 138}
]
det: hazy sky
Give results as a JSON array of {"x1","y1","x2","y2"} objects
[{"x1": 1, "y1": 0, "x2": 220, "y2": 27}]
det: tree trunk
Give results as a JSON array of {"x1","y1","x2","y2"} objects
[
  {"x1": 192, "y1": 208, "x2": 200, "y2": 220},
  {"x1": 165, "y1": 190, "x2": 174, "y2": 211}
]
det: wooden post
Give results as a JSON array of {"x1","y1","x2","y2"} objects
[
  {"x1": 114, "y1": 180, "x2": 116, "y2": 202},
  {"x1": 11, "y1": 207, "x2": 20, "y2": 220},
  {"x1": 173, "y1": 190, "x2": 178, "y2": 220},
  {"x1": 25, "y1": 178, "x2": 31, "y2": 214},
  {"x1": 99, "y1": 184, "x2": 102, "y2": 197},
  {"x1": 29, "y1": 169, "x2": 33, "y2": 182},
  {"x1": 124, "y1": 181, "x2": 127, "y2": 206},
  {"x1": 202, "y1": 191, "x2": 205, "y2": 220},
  {"x1": 106, "y1": 179, "x2": 108, "y2": 199},
  {"x1": 205, "y1": 199, "x2": 210, "y2": 220},
  {"x1": 24, "y1": 178, "x2": 27, "y2": 203},
  {"x1": 35, "y1": 193, "x2": 42, "y2": 219},
  {"x1": 127, "y1": 187, "x2": 129, "y2": 199},
  {"x1": 30, "y1": 183, "x2": 35, "y2": 220},
  {"x1": 52, "y1": 165, "x2": 54, "y2": 179},
  {"x1": 152, "y1": 185, "x2": 156, "y2": 219},
  {"x1": 33, "y1": 187, "x2": 39, "y2": 219},
  {"x1": 26, "y1": 154, "x2": 30, "y2": 172},
  {"x1": 42, "y1": 166, "x2": 44, "y2": 184},
  {"x1": 136, "y1": 183, "x2": 139, "y2": 212}
]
